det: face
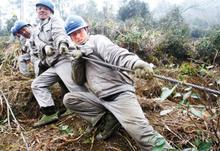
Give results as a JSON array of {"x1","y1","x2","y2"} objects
[
  {"x1": 36, "y1": 5, "x2": 52, "y2": 20},
  {"x1": 70, "y1": 28, "x2": 88, "y2": 45},
  {"x1": 18, "y1": 27, "x2": 31, "y2": 39}
]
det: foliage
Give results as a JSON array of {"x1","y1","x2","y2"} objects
[
  {"x1": 194, "y1": 139, "x2": 212, "y2": 151},
  {"x1": 70, "y1": 0, "x2": 102, "y2": 21},
  {"x1": 190, "y1": 28, "x2": 207, "y2": 38},
  {"x1": 5, "y1": 15, "x2": 17, "y2": 33},
  {"x1": 160, "y1": 85, "x2": 177, "y2": 102},
  {"x1": 117, "y1": 0, "x2": 151, "y2": 22},
  {"x1": 59, "y1": 124, "x2": 74, "y2": 136},
  {"x1": 180, "y1": 63, "x2": 198, "y2": 76},
  {"x1": 158, "y1": 7, "x2": 189, "y2": 36},
  {"x1": 156, "y1": 32, "x2": 191, "y2": 63},
  {"x1": 195, "y1": 27, "x2": 220, "y2": 64},
  {"x1": 154, "y1": 7, "x2": 191, "y2": 63}
]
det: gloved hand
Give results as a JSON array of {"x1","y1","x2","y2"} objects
[
  {"x1": 133, "y1": 60, "x2": 154, "y2": 79},
  {"x1": 44, "y1": 45, "x2": 54, "y2": 56},
  {"x1": 59, "y1": 42, "x2": 69, "y2": 54},
  {"x1": 72, "y1": 49, "x2": 82, "y2": 59}
]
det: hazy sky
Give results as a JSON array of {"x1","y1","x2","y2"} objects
[
  {"x1": 0, "y1": 0, "x2": 186, "y2": 26},
  {"x1": 0, "y1": 0, "x2": 219, "y2": 28}
]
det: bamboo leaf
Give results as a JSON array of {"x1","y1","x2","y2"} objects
[{"x1": 160, "y1": 85, "x2": 177, "y2": 102}]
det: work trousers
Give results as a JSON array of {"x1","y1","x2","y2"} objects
[
  {"x1": 63, "y1": 91, "x2": 173, "y2": 150},
  {"x1": 31, "y1": 59, "x2": 87, "y2": 107}
]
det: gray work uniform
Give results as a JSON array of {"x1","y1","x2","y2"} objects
[
  {"x1": 31, "y1": 16, "x2": 87, "y2": 107},
  {"x1": 17, "y1": 36, "x2": 31, "y2": 76},
  {"x1": 63, "y1": 35, "x2": 173, "y2": 150},
  {"x1": 27, "y1": 27, "x2": 40, "y2": 76},
  {"x1": 17, "y1": 27, "x2": 41, "y2": 77}
]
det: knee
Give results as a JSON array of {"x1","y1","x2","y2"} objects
[
  {"x1": 31, "y1": 78, "x2": 38, "y2": 90},
  {"x1": 63, "y1": 93, "x2": 77, "y2": 107}
]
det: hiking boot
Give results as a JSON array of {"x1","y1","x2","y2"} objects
[
  {"x1": 33, "y1": 112, "x2": 59, "y2": 128},
  {"x1": 96, "y1": 113, "x2": 120, "y2": 140}
]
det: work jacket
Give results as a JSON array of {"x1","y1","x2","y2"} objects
[
  {"x1": 79, "y1": 35, "x2": 141, "y2": 98},
  {"x1": 34, "y1": 16, "x2": 70, "y2": 66}
]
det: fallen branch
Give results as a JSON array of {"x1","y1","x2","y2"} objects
[{"x1": 0, "y1": 90, "x2": 29, "y2": 151}]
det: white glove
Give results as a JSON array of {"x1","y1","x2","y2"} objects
[
  {"x1": 72, "y1": 50, "x2": 82, "y2": 59},
  {"x1": 44, "y1": 45, "x2": 54, "y2": 56},
  {"x1": 133, "y1": 60, "x2": 154, "y2": 79},
  {"x1": 59, "y1": 42, "x2": 69, "y2": 54}
]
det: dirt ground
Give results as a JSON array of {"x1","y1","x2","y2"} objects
[{"x1": 0, "y1": 45, "x2": 219, "y2": 150}]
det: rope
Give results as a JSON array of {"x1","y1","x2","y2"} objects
[{"x1": 82, "y1": 56, "x2": 220, "y2": 95}]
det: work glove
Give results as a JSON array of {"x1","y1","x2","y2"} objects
[
  {"x1": 44, "y1": 45, "x2": 54, "y2": 56},
  {"x1": 133, "y1": 60, "x2": 154, "y2": 79},
  {"x1": 72, "y1": 49, "x2": 82, "y2": 59},
  {"x1": 59, "y1": 42, "x2": 69, "y2": 54}
]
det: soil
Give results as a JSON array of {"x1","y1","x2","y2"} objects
[{"x1": 0, "y1": 45, "x2": 219, "y2": 151}]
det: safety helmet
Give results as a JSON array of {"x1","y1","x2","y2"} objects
[
  {"x1": 12, "y1": 20, "x2": 30, "y2": 35},
  {"x1": 10, "y1": 26, "x2": 16, "y2": 36},
  {"x1": 36, "y1": 0, "x2": 55, "y2": 14},
  {"x1": 65, "y1": 15, "x2": 88, "y2": 35}
]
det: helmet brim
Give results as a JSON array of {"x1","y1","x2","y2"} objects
[
  {"x1": 36, "y1": 4, "x2": 54, "y2": 14},
  {"x1": 67, "y1": 25, "x2": 88, "y2": 35}
]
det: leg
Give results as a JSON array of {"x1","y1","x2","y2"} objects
[
  {"x1": 55, "y1": 60, "x2": 88, "y2": 93},
  {"x1": 102, "y1": 92, "x2": 173, "y2": 151},
  {"x1": 30, "y1": 55, "x2": 40, "y2": 77},
  {"x1": 31, "y1": 67, "x2": 60, "y2": 107},
  {"x1": 18, "y1": 53, "x2": 31, "y2": 76},
  {"x1": 63, "y1": 92, "x2": 105, "y2": 126},
  {"x1": 31, "y1": 67, "x2": 61, "y2": 127}
]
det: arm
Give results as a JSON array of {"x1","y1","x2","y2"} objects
[
  {"x1": 94, "y1": 35, "x2": 140, "y2": 69},
  {"x1": 50, "y1": 17, "x2": 69, "y2": 49},
  {"x1": 94, "y1": 35, "x2": 154, "y2": 78}
]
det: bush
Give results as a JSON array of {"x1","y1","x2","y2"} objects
[
  {"x1": 156, "y1": 32, "x2": 190, "y2": 63},
  {"x1": 196, "y1": 28, "x2": 220, "y2": 64}
]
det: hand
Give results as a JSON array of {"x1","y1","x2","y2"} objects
[
  {"x1": 133, "y1": 60, "x2": 154, "y2": 79},
  {"x1": 44, "y1": 45, "x2": 54, "y2": 56},
  {"x1": 72, "y1": 50, "x2": 82, "y2": 59},
  {"x1": 59, "y1": 42, "x2": 69, "y2": 54}
]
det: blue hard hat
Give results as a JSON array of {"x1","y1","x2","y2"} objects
[
  {"x1": 10, "y1": 26, "x2": 17, "y2": 36},
  {"x1": 36, "y1": 0, "x2": 55, "y2": 14},
  {"x1": 65, "y1": 15, "x2": 88, "y2": 35},
  {"x1": 11, "y1": 20, "x2": 29, "y2": 35}
]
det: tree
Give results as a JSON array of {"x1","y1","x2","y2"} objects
[
  {"x1": 6, "y1": 15, "x2": 18, "y2": 33},
  {"x1": 117, "y1": 0, "x2": 150, "y2": 21},
  {"x1": 70, "y1": 0, "x2": 101, "y2": 21}
]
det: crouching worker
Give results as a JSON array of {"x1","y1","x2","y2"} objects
[
  {"x1": 63, "y1": 15, "x2": 174, "y2": 150},
  {"x1": 11, "y1": 21, "x2": 39, "y2": 77}
]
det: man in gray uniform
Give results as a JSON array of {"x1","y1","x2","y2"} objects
[
  {"x1": 64, "y1": 15, "x2": 174, "y2": 150},
  {"x1": 11, "y1": 24, "x2": 33, "y2": 77},
  {"x1": 11, "y1": 21, "x2": 40, "y2": 76},
  {"x1": 31, "y1": 0, "x2": 88, "y2": 127}
]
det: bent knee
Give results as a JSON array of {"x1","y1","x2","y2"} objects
[
  {"x1": 63, "y1": 92, "x2": 79, "y2": 107},
  {"x1": 31, "y1": 78, "x2": 38, "y2": 89}
]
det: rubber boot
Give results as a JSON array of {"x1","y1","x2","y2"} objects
[
  {"x1": 96, "y1": 112, "x2": 120, "y2": 140},
  {"x1": 33, "y1": 106, "x2": 59, "y2": 128},
  {"x1": 60, "y1": 109, "x2": 74, "y2": 117},
  {"x1": 151, "y1": 132, "x2": 174, "y2": 151}
]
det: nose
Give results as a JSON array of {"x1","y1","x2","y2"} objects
[{"x1": 75, "y1": 33, "x2": 81, "y2": 39}]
